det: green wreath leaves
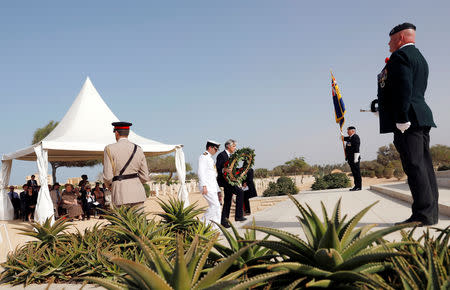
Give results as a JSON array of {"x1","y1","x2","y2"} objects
[{"x1": 223, "y1": 147, "x2": 255, "y2": 186}]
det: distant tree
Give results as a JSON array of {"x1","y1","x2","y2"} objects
[
  {"x1": 271, "y1": 165, "x2": 287, "y2": 177},
  {"x1": 185, "y1": 172, "x2": 198, "y2": 181},
  {"x1": 147, "y1": 155, "x2": 192, "y2": 184},
  {"x1": 377, "y1": 143, "x2": 400, "y2": 166},
  {"x1": 254, "y1": 168, "x2": 269, "y2": 179},
  {"x1": 284, "y1": 157, "x2": 310, "y2": 175},
  {"x1": 32, "y1": 121, "x2": 101, "y2": 183},
  {"x1": 430, "y1": 144, "x2": 450, "y2": 167}
]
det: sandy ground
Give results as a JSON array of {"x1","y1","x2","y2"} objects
[{"x1": 0, "y1": 176, "x2": 403, "y2": 265}]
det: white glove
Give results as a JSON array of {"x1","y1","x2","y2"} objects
[
  {"x1": 339, "y1": 130, "x2": 344, "y2": 137},
  {"x1": 396, "y1": 122, "x2": 411, "y2": 133},
  {"x1": 354, "y1": 153, "x2": 360, "y2": 163}
]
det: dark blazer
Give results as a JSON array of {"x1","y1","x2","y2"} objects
[
  {"x1": 216, "y1": 150, "x2": 229, "y2": 187},
  {"x1": 344, "y1": 134, "x2": 360, "y2": 160},
  {"x1": 27, "y1": 179, "x2": 38, "y2": 188},
  {"x1": 244, "y1": 169, "x2": 257, "y2": 198},
  {"x1": 376, "y1": 45, "x2": 436, "y2": 134}
]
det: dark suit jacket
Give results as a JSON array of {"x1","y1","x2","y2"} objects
[
  {"x1": 377, "y1": 45, "x2": 436, "y2": 134},
  {"x1": 216, "y1": 150, "x2": 229, "y2": 187},
  {"x1": 27, "y1": 179, "x2": 38, "y2": 188},
  {"x1": 344, "y1": 134, "x2": 360, "y2": 160},
  {"x1": 244, "y1": 169, "x2": 257, "y2": 198}
]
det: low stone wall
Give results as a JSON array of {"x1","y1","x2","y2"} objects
[{"x1": 148, "y1": 175, "x2": 315, "y2": 197}]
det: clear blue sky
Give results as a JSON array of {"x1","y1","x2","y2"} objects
[{"x1": 1, "y1": 1, "x2": 449, "y2": 185}]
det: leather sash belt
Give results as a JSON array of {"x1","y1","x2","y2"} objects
[{"x1": 113, "y1": 173, "x2": 139, "y2": 182}]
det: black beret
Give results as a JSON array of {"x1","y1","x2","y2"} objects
[
  {"x1": 347, "y1": 126, "x2": 356, "y2": 130},
  {"x1": 112, "y1": 121, "x2": 132, "y2": 131},
  {"x1": 389, "y1": 22, "x2": 416, "y2": 36}
]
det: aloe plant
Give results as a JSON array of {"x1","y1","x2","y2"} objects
[
  {"x1": 244, "y1": 195, "x2": 413, "y2": 288},
  {"x1": 212, "y1": 219, "x2": 278, "y2": 272},
  {"x1": 84, "y1": 233, "x2": 286, "y2": 289},
  {"x1": 390, "y1": 226, "x2": 450, "y2": 289},
  {"x1": 156, "y1": 197, "x2": 206, "y2": 232},
  {"x1": 17, "y1": 217, "x2": 71, "y2": 247}
]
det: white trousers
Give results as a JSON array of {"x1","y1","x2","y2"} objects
[{"x1": 202, "y1": 190, "x2": 221, "y2": 229}]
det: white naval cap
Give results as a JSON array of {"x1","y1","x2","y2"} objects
[{"x1": 206, "y1": 140, "x2": 220, "y2": 148}]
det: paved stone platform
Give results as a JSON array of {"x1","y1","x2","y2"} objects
[{"x1": 236, "y1": 186, "x2": 450, "y2": 241}]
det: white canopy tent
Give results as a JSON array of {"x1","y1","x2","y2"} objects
[{"x1": 0, "y1": 77, "x2": 189, "y2": 222}]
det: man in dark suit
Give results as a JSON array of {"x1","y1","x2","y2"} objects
[
  {"x1": 242, "y1": 168, "x2": 257, "y2": 215},
  {"x1": 343, "y1": 126, "x2": 362, "y2": 191},
  {"x1": 216, "y1": 139, "x2": 246, "y2": 228},
  {"x1": 27, "y1": 175, "x2": 38, "y2": 190},
  {"x1": 375, "y1": 23, "x2": 438, "y2": 226}
]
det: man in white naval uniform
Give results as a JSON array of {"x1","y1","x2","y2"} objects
[{"x1": 197, "y1": 140, "x2": 221, "y2": 229}]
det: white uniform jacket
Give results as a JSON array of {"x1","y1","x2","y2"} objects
[{"x1": 198, "y1": 151, "x2": 220, "y2": 194}]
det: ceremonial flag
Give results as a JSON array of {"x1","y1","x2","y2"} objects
[{"x1": 331, "y1": 71, "x2": 346, "y2": 130}]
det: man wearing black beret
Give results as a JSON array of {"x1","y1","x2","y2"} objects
[
  {"x1": 375, "y1": 23, "x2": 439, "y2": 226},
  {"x1": 343, "y1": 126, "x2": 362, "y2": 191}
]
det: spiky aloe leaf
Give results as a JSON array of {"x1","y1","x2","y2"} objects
[
  {"x1": 334, "y1": 251, "x2": 406, "y2": 271},
  {"x1": 214, "y1": 221, "x2": 239, "y2": 251},
  {"x1": 83, "y1": 276, "x2": 131, "y2": 290},
  {"x1": 111, "y1": 257, "x2": 173, "y2": 290},
  {"x1": 127, "y1": 230, "x2": 173, "y2": 279},
  {"x1": 172, "y1": 235, "x2": 190, "y2": 290},
  {"x1": 267, "y1": 262, "x2": 331, "y2": 278},
  {"x1": 191, "y1": 233, "x2": 220, "y2": 285},
  {"x1": 192, "y1": 242, "x2": 257, "y2": 290},
  {"x1": 288, "y1": 194, "x2": 325, "y2": 247},
  {"x1": 339, "y1": 201, "x2": 378, "y2": 247},
  {"x1": 256, "y1": 240, "x2": 313, "y2": 264},
  {"x1": 314, "y1": 248, "x2": 344, "y2": 270},
  {"x1": 242, "y1": 225, "x2": 315, "y2": 259},
  {"x1": 228, "y1": 270, "x2": 289, "y2": 290},
  {"x1": 341, "y1": 223, "x2": 412, "y2": 260},
  {"x1": 305, "y1": 279, "x2": 331, "y2": 288},
  {"x1": 320, "y1": 201, "x2": 329, "y2": 225},
  {"x1": 317, "y1": 221, "x2": 341, "y2": 251},
  {"x1": 326, "y1": 270, "x2": 392, "y2": 289},
  {"x1": 285, "y1": 277, "x2": 307, "y2": 290}
]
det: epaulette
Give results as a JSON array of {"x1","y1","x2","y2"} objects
[{"x1": 203, "y1": 152, "x2": 208, "y2": 155}]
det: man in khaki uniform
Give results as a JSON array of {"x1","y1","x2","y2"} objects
[{"x1": 103, "y1": 122, "x2": 150, "y2": 207}]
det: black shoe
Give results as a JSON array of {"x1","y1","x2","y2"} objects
[
  {"x1": 235, "y1": 217, "x2": 247, "y2": 222},
  {"x1": 349, "y1": 187, "x2": 362, "y2": 191},
  {"x1": 221, "y1": 222, "x2": 231, "y2": 228},
  {"x1": 395, "y1": 218, "x2": 436, "y2": 227}
]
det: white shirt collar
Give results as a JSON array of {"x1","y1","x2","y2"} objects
[
  {"x1": 118, "y1": 137, "x2": 128, "y2": 142},
  {"x1": 399, "y1": 43, "x2": 415, "y2": 49},
  {"x1": 225, "y1": 149, "x2": 232, "y2": 157}
]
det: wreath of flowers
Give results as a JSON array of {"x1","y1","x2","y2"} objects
[{"x1": 223, "y1": 147, "x2": 255, "y2": 186}]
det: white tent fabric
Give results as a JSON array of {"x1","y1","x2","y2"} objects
[
  {"x1": 0, "y1": 160, "x2": 13, "y2": 220},
  {"x1": 0, "y1": 77, "x2": 189, "y2": 221},
  {"x1": 34, "y1": 145, "x2": 54, "y2": 224},
  {"x1": 175, "y1": 147, "x2": 189, "y2": 206}
]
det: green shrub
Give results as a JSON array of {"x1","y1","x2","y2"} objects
[
  {"x1": 263, "y1": 177, "x2": 298, "y2": 196},
  {"x1": 375, "y1": 165, "x2": 384, "y2": 178},
  {"x1": 312, "y1": 173, "x2": 350, "y2": 190},
  {"x1": 383, "y1": 167, "x2": 394, "y2": 179},
  {"x1": 393, "y1": 167, "x2": 405, "y2": 180},
  {"x1": 437, "y1": 164, "x2": 450, "y2": 171},
  {"x1": 311, "y1": 177, "x2": 328, "y2": 190},
  {"x1": 361, "y1": 169, "x2": 376, "y2": 178},
  {"x1": 254, "y1": 168, "x2": 269, "y2": 178},
  {"x1": 143, "y1": 183, "x2": 151, "y2": 197}
]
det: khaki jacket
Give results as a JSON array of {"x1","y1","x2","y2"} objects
[{"x1": 103, "y1": 138, "x2": 150, "y2": 205}]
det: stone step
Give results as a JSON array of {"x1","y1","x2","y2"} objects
[{"x1": 370, "y1": 183, "x2": 450, "y2": 217}]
